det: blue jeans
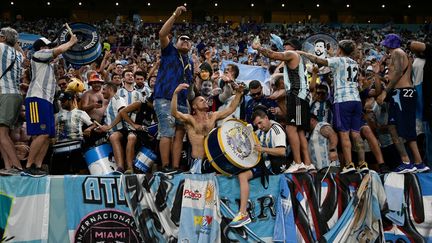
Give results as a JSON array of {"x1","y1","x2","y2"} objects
[{"x1": 154, "y1": 98, "x2": 188, "y2": 138}]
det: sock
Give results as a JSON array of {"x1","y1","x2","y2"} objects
[{"x1": 402, "y1": 161, "x2": 410, "y2": 164}]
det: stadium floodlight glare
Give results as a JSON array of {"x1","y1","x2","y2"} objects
[
  {"x1": 47, "y1": 1, "x2": 51, "y2": 5},
  {"x1": 147, "y1": 2, "x2": 151, "y2": 6},
  {"x1": 346, "y1": 4, "x2": 350, "y2": 8},
  {"x1": 316, "y1": 3, "x2": 320, "y2": 7},
  {"x1": 78, "y1": 2, "x2": 82, "y2": 6},
  {"x1": 368, "y1": 20, "x2": 371, "y2": 23},
  {"x1": 381, "y1": 4, "x2": 385, "y2": 8},
  {"x1": 251, "y1": 3, "x2": 254, "y2": 7},
  {"x1": 408, "y1": 4, "x2": 411, "y2": 8},
  {"x1": 10, "y1": 1, "x2": 14, "y2": 5},
  {"x1": 215, "y1": 3, "x2": 218, "y2": 7},
  {"x1": 282, "y1": 3, "x2": 285, "y2": 7},
  {"x1": 184, "y1": 3, "x2": 187, "y2": 6},
  {"x1": 115, "y1": 2, "x2": 119, "y2": 6}
]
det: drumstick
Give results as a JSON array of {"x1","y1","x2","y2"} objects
[
  {"x1": 65, "y1": 23, "x2": 73, "y2": 36},
  {"x1": 93, "y1": 120, "x2": 102, "y2": 127}
]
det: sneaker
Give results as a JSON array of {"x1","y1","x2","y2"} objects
[
  {"x1": 358, "y1": 161, "x2": 369, "y2": 172},
  {"x1": 161, "y1": 167, "x2": 178, "y2": 174},
  {"x1": 414, "y1": 163, "x2": 430, "y2": 173},
  {"x1": 21, "y1": 165, "x2": 48, "y2": 177},
  {"x1": 285, "y1": 162, "x2": 307, "y2": 173},
  {"x1": 305, "y1": 163, "x2": 316, "y2": 172},
  {"x1": 341, "y1": 162, "x2": 356, "y2": 174},
  {"x1": 394, "y1": 163, "x2": 416, "y2": 173},
  {"x1": 229, "y1": 212, "x2": 251, "y2": 228}
]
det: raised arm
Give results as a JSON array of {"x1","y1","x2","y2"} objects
[
  {"x1": 408, "y1": 40, "x2": 426, "y2": 53},
  {"x1": 252, "y1": 41, "x2": 295, "y2": 62},
  {"x1": 213, "y1": 84, "x2": 244, "y2": 120},
  {"x1": 53, "y1": 34, "x2": 78, "y2": 58},
  {"x1": 296, "y1": 50, "x2": 329, "y2": 66},
  {"x1": 159, "y1": 6, "x2": 186, "y2": 49},
  {"x1": 171, "y1": 83, "x2": 194, "y2": 124}
]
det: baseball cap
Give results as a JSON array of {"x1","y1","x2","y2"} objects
[
  {"x1": 380, "y1": 34, "x2": 402, "y2": 49},
  {"x1": 178, "y1": 35, "x2": 191, "y2": 41},
  {"x1": 32, "y1": 37, "x2": 56, "y2": 51},
  {"x1": 88, "y1": 73, "x2": 104, "y2": 83},
  {"x1": 58, "y1": 91, "x2": 75, "y2": 101}
]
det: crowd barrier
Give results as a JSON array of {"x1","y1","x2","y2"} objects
[{"x1": 0, "y1": 171, "x2": 431, "y2": 242}]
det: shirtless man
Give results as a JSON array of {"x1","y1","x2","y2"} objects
[
  {"x1": 80, "y1": 73, "x2": 106, "y2": 123},
  {"x1": 376, "y1": 34, "x2": 430, "y2": 173},
  {"x1": 171, "y1": 83, "x2": 244, "y2": 170}
]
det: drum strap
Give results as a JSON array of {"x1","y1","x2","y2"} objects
[{"x1": 259, "y1": 159, "x2": 269, "y2": 189}]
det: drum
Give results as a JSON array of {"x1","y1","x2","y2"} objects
[
  {"x1": 84, "y1": 144, "x2": 117, "y2": 175},
  {"x1": 134, "y1": 147, "x2": 157, "y2": 173},
  {"x1": 57, "y1": 23, "x2": 102, "y2": 65},
  {"x1": 204, "y1": 119, "x2": 261, "y2": 176},
  {"x1": 52, "y1": 140, "x2": 82, "y2": 154}
]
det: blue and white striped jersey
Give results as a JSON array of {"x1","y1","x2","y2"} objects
[
  {"x1": 104, "y1": 95, "x2": 127, "y2": 132},
  {"x1": 327, "y1": 56, "x2": 361, "y2": 103},
  {"x1": 27, "y1": 49, "x2": 56, "y2": 103},
  {"x1": 0, "y1": 43, "x2": 24, "y2": 94}
]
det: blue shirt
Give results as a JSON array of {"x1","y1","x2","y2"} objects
[
  {"x1": 154, "y1": 42, "x2": 193, "y2": 106},
  {"x1": 245, "y1": 96, "x2": 278, "y2": 123}
]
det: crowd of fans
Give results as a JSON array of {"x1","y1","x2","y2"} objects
[{"x1": 1, "y1": 7, "x2": 432, "y2": 180}]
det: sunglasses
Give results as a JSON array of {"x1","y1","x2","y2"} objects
[
  {"x1": 316, "y1": 91, "x2": 327, "y2": 95},
  {"x1": 179, "y1": 37, "x2": 190, "y2": 41},
  {"x1": 58, "y1": 82, "x2": 67, "y2": 86}
]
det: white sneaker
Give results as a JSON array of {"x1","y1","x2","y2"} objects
[
  {"x1": 285, "y1": 162, "x2": 307, "y2": 173},
  {"x1": 305, "y1": 164, "x2": 316, "y2": 171}
]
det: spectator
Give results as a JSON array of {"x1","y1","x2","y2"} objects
[
  {"x1": 23, "y1": 35, "x2": 77, "y2": 176},
  {"x1": 154, "y1": 6, "x2": 193, "y2": 170},
  {"x1": 0, "y1": 27, "x2": 25, "y2": 173}
]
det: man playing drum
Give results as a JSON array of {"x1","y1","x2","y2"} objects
[
  {"x1": 229, "y1": 109, "x2": 287, "y2": 228},
  {"x1": 171, "y1": 83, "x2": 244, "y2": 172}
]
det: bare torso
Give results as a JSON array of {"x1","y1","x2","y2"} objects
[
  {"x1": 186, "y1": 112, "x2": 217, "y2": 159},
  {"x1": 389, "y1": 48, "x2": 412, "y2": 88},
  {"x1": 81, "y1": 90, "x2": 107, "y2": 122}
]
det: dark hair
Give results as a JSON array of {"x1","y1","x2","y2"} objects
[
  {"x1": 338, "y1": 40, "x2": 356, "y2": 56},
  {"x1": 226, "y1": 64, "x2": 239, "y2": 79},
  {"x1": 104, "y1": 82, "x2": 118, "y2": 92},
  {"x1": 122, "y1": 69, "x2": 133, "y2": 77},
  {"x1": 314, "y1": 39, "x2": 326, "y2": 45},
  {"x1": 248, "y1": 80, "x2": 262, "y2": 90},
  {"x1": 251, "y1": 109, "x2": 268, "y2": 122},
  {"x1": 134, "y1": 71, "x2": 146, "y2": 78}
]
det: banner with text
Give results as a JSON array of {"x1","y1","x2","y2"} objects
[{"x1": 64, "y1": 175, "x2": 142, "y2": 243}]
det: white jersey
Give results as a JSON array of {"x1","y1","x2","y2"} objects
[
  {"x1": 309, "y1": 122, "x2": 336, "y2": 169},
  {"x1": 104, "y1": 95, "x2": 127, "y2": 132},
  {"x1": 327, "y1": 56, "x2": 361, "y2": 103},
  {"x1": 117, "y1": 87, "x2": 143, "y2": 104},
  {"x1": 55, "y1": 108, "x2": 93, "y2": 142},
  {"x1": 117, "y1": 87, "x2": 142, "y2": 130},
  {"x1": 255, "y1": 120, "x2": 286, "y2": 149},
  {"x1": 27, "y1": 49, "x2": 56, "y2": 103},
  {"x1": 0, "y1": 43, "x2": 24, "y2": 94}
]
